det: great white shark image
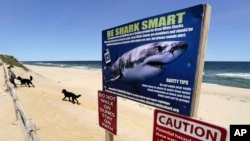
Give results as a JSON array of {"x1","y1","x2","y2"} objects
[{"x1": 106, "y1": 41, "x2": 188, "y2": 83}]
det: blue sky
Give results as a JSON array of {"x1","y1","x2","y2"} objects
[{"x1": 0, "y1": 0, "x2": 250, "y2": 61}]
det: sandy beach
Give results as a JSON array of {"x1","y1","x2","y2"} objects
[{"x1": 1, "y1": 64, "x2": 250, "y2": 141}]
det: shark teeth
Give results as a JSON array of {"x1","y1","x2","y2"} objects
[{"x1": 147, "y1": 61, "x2": 164, "y2": 68}]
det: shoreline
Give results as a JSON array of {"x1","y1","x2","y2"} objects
[
  {"x1": 1, "y1": 64, "x2": 250, "y2": 141},
  {"x1": 22, "y1": 60, "x2": 250, "y2": 89},
  {"x1": 23, "y1": 61, "x2": 250, "y2": 89}
]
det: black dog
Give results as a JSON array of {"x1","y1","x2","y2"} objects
[
  {"x1": 61, "y1": 89, "x2": 81, "y2": 104},
  {"x1": 17, "y1": 76, "x2": 35, "y2": 87}
]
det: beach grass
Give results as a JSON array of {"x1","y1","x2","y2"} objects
[{"x1": 0, "y1": 54, "x2": 29, "y2": 71}]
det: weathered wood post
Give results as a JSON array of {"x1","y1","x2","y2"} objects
[
  {"x1": 105, "y1": 132, "x2": 113, "y2": 141},
  {"x1": 2, "y1": 65, "x2": 40, "y2": 141}
]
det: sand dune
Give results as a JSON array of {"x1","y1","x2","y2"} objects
[{"x1": 1, "y1": 65, "x2": 249, "y2": 141}]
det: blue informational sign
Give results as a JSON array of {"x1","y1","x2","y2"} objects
[{"x1": 102, "y1": 4, "x2": 209, "y2": 116}]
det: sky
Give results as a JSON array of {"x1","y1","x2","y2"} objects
[{"x1": 0, "y1": 0, "x2": 250, "y2": 61}]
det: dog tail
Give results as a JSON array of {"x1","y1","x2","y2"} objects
[
  {"x1": 76, "y1": 95, "x2": 81, "y2": 98},
  {"x1": 30, "y1": 76, "x2": 33, "y2": 81}
]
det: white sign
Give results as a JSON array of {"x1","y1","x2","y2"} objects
[{"x1": 153, "y1": 109, "x2": 227, "y2": 141}]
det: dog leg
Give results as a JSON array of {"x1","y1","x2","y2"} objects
[
  {"x1": 68, "y1": 97, "x2": 72, "y2": 102},
  {"x1": 75, "y1": 99, "x2": 80, "y2": 104},
  {"x1": 62, "y1": 97, "x2": 66, "y2": 101},
  {"x1": 30, "y1": 82, "x2": 35, "y2": 87},
  {"x1": 72, "y1": 98, "x2": 76, "y2": 104},
  {"x1": 28, "y1": 82, "x2": 34, "y2": 87}
]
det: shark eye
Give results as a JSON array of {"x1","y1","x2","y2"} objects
[{"x1": 157, "y1": 46, "x2": 164, "y2": 52}]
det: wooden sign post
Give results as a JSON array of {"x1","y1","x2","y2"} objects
[{"x1": 191, "y1": 4, "x2": 211, "y2": 117}]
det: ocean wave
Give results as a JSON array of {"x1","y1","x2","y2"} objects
[
  {"x1": 68, "y1": 65, "x2": 101, "y2": 70},
  {"x1": 32, "y1": 62, "x2": 62, "y2": 66},
  {"x1": 216, "y1": 73, "x2": 250, "y2": 80},
  {"x1": 23, "y1": 61, "x2": 102, "y2": 70}
]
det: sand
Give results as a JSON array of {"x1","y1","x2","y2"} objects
[{"x1": 0, "y1": 64, "x2": 250, "y2": 141}]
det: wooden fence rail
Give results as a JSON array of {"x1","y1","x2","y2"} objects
[{"x1": 3, "y1": 65, "x2": 40, "y2": 141}]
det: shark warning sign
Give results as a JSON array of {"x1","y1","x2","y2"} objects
[
  {"x1": 102, "y1": 4, "x2": 211, "y2": 116},
  {"x1": 153, "y1": 109, "x2": 227, "y2": 141}
]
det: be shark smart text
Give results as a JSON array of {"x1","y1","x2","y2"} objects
[{"x1": 106, "y1": 12, "x2": 186, "y2": 37}]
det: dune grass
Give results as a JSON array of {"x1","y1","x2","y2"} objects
[{"x1": 0, "y1": 54, "x2": 29, "y2": 71}]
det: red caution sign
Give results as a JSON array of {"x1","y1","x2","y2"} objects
[
  {"x1": 98, "y1": 90, "x2": 117, "y2": 135},
  {"x1": 153, "y1": 109, "x2": 227, "y2": 141}
]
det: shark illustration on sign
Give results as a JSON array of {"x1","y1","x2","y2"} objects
[{"x1": 105, "y1": 41, "x2": 188, "y2": 83}]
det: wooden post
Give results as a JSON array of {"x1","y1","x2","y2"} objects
[
  {"x1": 105, "y1": 131, "x2": 113, "y2": 141},
  {"x1": 11, "y1": 86, "x2": 19, "y2": 120},
  {"x1": 2, "y1": 65, "x2": 40, "y2": 141},
  {"x1": 26, "y1": 119, "x2": 40, "y2": 141},
  {"x1": 192, "y1": 4, "x2": 211, "y2": 117}
]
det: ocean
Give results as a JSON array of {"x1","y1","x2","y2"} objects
[
  {"x1": 203, "y1": 62, "x2": 250, "y2": 89},
  {"x1": 22, "y1": 61, "x2": 102, "y2": 70},
  {"x1": 22, "y1": 61, "x2": 250, "y2": 89}
]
